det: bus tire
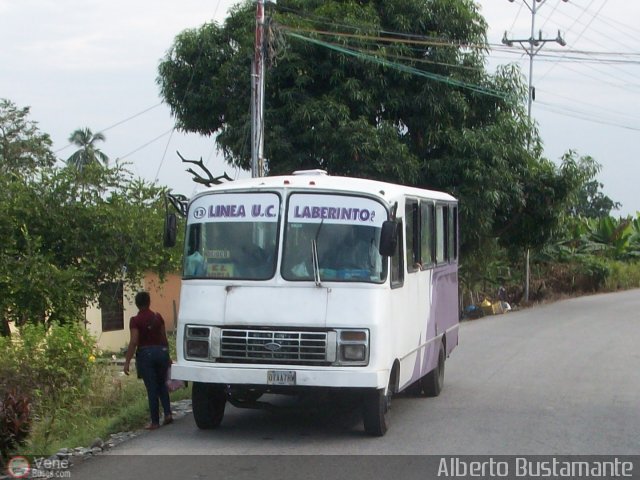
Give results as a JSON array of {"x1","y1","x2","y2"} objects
[
  {"x1": 362, "y1": 387, "x2": 391, "y2": 436},
  {"x1": 422, "y1": 341, "x2": 445, "y2": 397},
  {"x1": 404, "y1": 378, "x2": 423, "y2": 396},
  {"x1": 192, "y1": 382, "x2": 227, "y2": 429}
]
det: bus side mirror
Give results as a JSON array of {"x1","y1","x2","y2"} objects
[
  {"x1": 164, "y1": 213, "x2": 177, "y2": 248},
  {"x1": 379, "y1": 220, "x2": 399, "y2": 257}
]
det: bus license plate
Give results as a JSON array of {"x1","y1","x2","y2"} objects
[{"x1": 267, "y1": 370, "x2": 296, "y2": 385}]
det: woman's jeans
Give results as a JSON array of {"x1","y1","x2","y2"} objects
[{"x1": 136, "y1": 346, "x2": 171, "y2": 424}]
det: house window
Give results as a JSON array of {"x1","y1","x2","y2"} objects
[{"x1": 100, "y1": 282, "x2": 124, "y2": 332}]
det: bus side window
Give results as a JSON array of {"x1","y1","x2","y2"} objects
[
  {"x1": 405, "y1": 200, "x2": 420, "y2": 272},
  {"x1": 449, "y1": 206, "x2": 458, "y2": 263},
  {"x1": 420, "y1": 201, "x2": 435, "y2": 268},
  {"x1": 391, "y1": 221, "x2": 404, "y2": 288},
  {"x1": 436, "y1": 205, "x2": 446, "y2": 264}
]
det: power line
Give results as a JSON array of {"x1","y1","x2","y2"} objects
[
  {"x1": 283, "y1": 30, "x2": 508, "y2": 99},
  {"x1": 282, "y1": 23, "x2": 640, "y2": 62},
  {"x1": 539, "y1": 88, "x2": 640, "y2": 122},
  {"x1": 501, "y1": 0, "x2": 568, "y2": 120},
  {"x1": 54, "y1": 102, "x2": 163, "y2": 154},
  {"x1": 537, "y1": 0, "x2": 628, "y2": 84},
  {"x1": 536, "y1": 100, "x2": 640, "y2": 131},
  {"x1": 118, "y1": 128, "x2": 175, "y2": 161},
  {"x1": 152, "y1": 0, "x2": 228, "y2": 184},
  {"x1": 545, "y1": 0, "x2": 637, "y2": 88},
  {"x1": 553, "y1": 61, "x2": 640, "y2": 94}
]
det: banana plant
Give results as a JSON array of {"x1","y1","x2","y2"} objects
[
  {"x1": 540, "y1": 216, "x2": 605, "y2": 262},
  {"x1": 586, "y1": 216, "x2": 634, "y2": 259},
  {"x1": 626, "y1": 215, "x2": 640, "y2": 257}
]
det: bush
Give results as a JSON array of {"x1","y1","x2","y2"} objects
[
  {"x1": 574, "y1": 257, "x2": 611, "y2": 292},
  {"x1": 604, "y1": 260, "x2": 640, "y2": 291},
  {"x1": 0, "y1": 321, "x2": 97, "y2": 451},
  {"x1": 0, "y1": 388, "x2": 31, "y2": 467},
  {"x1": 0, "y1": 336, "x2": 33, "y2": 465}
]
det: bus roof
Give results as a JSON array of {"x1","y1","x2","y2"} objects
[{"x1": 191, "y1": 171, "x2": 457, "y2": 205}]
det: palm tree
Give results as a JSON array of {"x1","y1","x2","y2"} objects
[{"x1": 66, "y1": 128, "x2": 109, "y2": 171}]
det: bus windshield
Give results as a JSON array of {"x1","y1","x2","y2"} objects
[
  {"x1": 183, "y1": 192, "x2": 280, "y2": 280},
  {"x1": 282, "y1": 193, "x2": 388, "y2": 283}
]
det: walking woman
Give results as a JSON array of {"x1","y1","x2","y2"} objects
[{"x1": 123, "y1": 291, "x2": 173, "y2": 429}]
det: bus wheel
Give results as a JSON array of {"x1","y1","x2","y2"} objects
[
  {"x1": 422, "y1": 341, "x2": 445, "y2": 397},
  {"x1": 404, "y1": 378, "x2": 423, "y2": 396},
  {"x1": 362, "y1": 384, "x2": 391, "y2": 436},
  {"x1": 192, "y1": 382, "x2": 227, "y2": 429}
]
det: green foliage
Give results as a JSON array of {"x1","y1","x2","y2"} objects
[
  {"x1": 66, "y1": 128, "x2": 109, "y2": 171},
  {"x1": 548, "y1": 212, "x2": 640, "y2": 262},
  {"x1": 0, "y1": 389, "x2": 31, "y2": 466},
  {"x1": 603, "y1": 261, "x2": 640, "y2": 291},
  {"x1": 586, "y1": 216, "x2": 633, "y2": 259},
  {"x1": 28, "y1": 365, "x2": 191, "y2": 457},
  {"x1": 1, "y1": 322, "x2": 190, "y2": 457},
  {"x1": 0, "y1": 322, "x2": 97, "y2": 452},
  {"x1": 156, "y1": 0, "x2": 582, "y2": 264},
  {"x1": 167, "y1": 328, "x2": 178, "y2": 360},
  {"x1": 0, "y1": 100, "x2": 188, "y2": 454},
  {"x1": 27, "y1": 364, "x2": 146, "y2": 455},
  {"x1": 562, "y1": 153, "x2": 621, "y2": 219},
  {"x1": 527, "y1": 257, "x2": 610, "y2": 301},
  {"x1": 0, "y1": 100, "x2": 182, "y2": 333},
  {"x1": 571, "y1": 179, "x2": 621, "y2": 219},
  {"x1": 157, "y1": 0, "x2": 495, "y2": 182},
  {"x1": 0, "y1": 98, "x2": 56, "y2": 176}
]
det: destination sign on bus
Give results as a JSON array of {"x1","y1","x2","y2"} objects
[
  {"x1": 288, "y1": 193, "x2": 387, "y2": 227},
  {"x1": 188, "y1": 193, "x2": 280, "y2": 224}
]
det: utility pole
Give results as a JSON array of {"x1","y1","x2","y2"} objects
[
  {"x1": 502, "y1": 0, "x2": 567, "y2": 303},
  {"x1": 502, "y1": 0, "x2": 567, "y2": 121},
  {"x1": 251, "y1": 0, "x2": 266, "y2": 178}
]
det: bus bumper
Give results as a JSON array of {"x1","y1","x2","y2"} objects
[{"x1": 171, "y1": 363, "x2": 388, "y2": 389}]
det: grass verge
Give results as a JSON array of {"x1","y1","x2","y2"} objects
[{"x1": 24, "y1": 364, "x2": 191, "y2": 457}]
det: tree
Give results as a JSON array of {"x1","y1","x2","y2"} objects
[
  {"x1": 0, "y1": 100, "x2": 181, "y2": 336},
  {"x1": 66, "y1": 128, "x2": 109, "y2": 171},
  {"x1": 157, "y1": 0, "x2": 507, "y2": 179},
  {"x1": 573, "y1": 180, "x2": 620, "y2": 219},
  {"x1": 563, "y1": 153, "x2": 621, "y2": 219},
  {"x1": 0, "y1": 99, "x2": 55, "y2": 176},
  {"x1": 156, "y1": 0, "x2": 579, "y2": 262}
]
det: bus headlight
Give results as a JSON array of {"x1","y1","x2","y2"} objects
[
  {"x1": 184, "y1": 325, "x2": 220, "y2": 361},
  {"x1": 335, "y1": 329, "x2": 369, "y2": 365},
  {"x1": 341, "y1": 344, "x2": 366, "y2": 361},
  {"x1": 186, "y1": 339, "x2": 209, "y2": 359}
]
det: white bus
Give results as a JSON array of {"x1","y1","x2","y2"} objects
[{"x1": 169, "y1": 170, "x2": 459, "y2": 436}]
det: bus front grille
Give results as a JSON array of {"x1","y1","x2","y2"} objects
[{"x1": 220, "y1": 329, "x2": 329, "y2": 364}]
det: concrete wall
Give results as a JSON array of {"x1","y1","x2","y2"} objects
[
  {"x1": 144, "y1": 272, "x2": 181, "y2": 333},
  {"x1": 85, "y1": 273, "x2": 181, "y2": 352},
  {"x1": 85, "y1": 286, "x2": 137, "y2": 353}
]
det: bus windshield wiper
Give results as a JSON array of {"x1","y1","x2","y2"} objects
[
  {"x1": 312, "y1": 219, "x2": 324, "y2": 286},
  {"x1": 312, "y1": 239, "x2": 321, "y2": 286}
]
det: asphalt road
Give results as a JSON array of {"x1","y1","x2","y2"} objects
[{"x1": 68, "y1": 289, "x2": 640, "y2": 478}]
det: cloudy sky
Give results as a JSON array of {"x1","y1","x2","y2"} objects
[{"x1": 1, "y1": 0, "x2": 638, "y2": 215}]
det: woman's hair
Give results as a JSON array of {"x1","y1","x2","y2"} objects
[{"x1": 135, "y1": 291, "x2": 151, "y2": 309}]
